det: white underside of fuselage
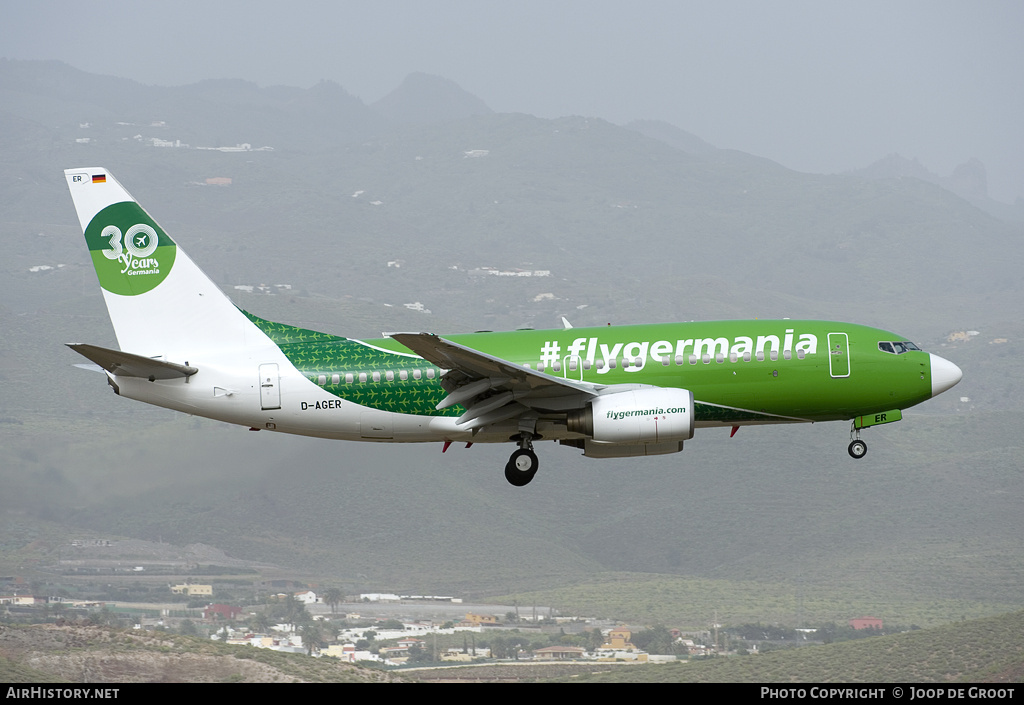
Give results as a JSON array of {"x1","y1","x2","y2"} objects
[
  {"x1": 111, "y1": 346, "x2": 537, "y2": 444},
  {"x1": 112, "y1": 343, "x2": 806, "y2": 446}
]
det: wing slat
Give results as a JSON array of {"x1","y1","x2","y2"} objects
[{"x1": 390, "y1": 332, "x2": 600, "y2": 432}]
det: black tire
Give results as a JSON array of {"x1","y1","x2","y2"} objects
[
  {"x1": 848, "y1": 439, "x2": 868, "y2": 459},
  {"x1": 504, "y1": 448, "x2": 539, "y2": 486}
]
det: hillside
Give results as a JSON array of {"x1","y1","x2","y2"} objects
[
  {"x1": 569, "y1": 609, "x2": 1024, "y2": 683},
  {"x1": 4, "y1": 611, "x2": 1020, "y2": 683},
  {"x1": 0, "y1": 623, "x2": 400, "y2": 683}
]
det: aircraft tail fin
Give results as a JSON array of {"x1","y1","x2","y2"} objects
[{"x1": 65, "y1": 168, "x2": 258, "y2": 358}]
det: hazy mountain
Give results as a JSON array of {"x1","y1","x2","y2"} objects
[
  {"x1": 372, "y1": 72, "x2": 493, "y2": 125},
  {"x1": 852, "y1": 152, "x2": 991, "y2": 199},
  {"x1": 625, "y1": 119, "x2": 717, "y2": 155},
  {"x1": 0, "y1": 59, "x2": 382, "y2": 153},
  {"x1": 0, "y1": 58, "x2": 153, "y2": 118},
  {"x1": 850, "y1": 152, "x2": 1024, "y2": 222}
]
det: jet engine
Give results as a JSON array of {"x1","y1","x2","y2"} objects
[{"x1": 566, "y1": 387, "x2": 695, "y2": 444}]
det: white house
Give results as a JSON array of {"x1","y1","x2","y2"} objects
[{"x1": 294, "y1": 590, "x2": 319, "y2": 604}]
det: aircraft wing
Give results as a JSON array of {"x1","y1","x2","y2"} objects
[
  {"x1": 67, "y1": 343, "x2": 198, "y2": 380},
  {"x1": 389, "y1": 332, "x2": 600, "y2": 431}
]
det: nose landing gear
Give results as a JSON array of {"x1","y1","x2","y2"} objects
[
  {"x1": 848, "y1": 422, "x2": 867, "y2": 459},
  {"x1": 504, "y1": 433, "x2": 539, "y2": 486}
]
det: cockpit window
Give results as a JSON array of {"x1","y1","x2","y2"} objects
[{"x1": 878, "y1": 341, "x2": 921, "y2": 355}]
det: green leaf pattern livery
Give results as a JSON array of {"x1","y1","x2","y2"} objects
[{"x1": 242, "y1": 311, "x2": 462, "y2": 416}]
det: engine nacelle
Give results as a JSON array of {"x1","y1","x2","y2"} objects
[
  {"x1": 579, "y1": 439, "x2": 684, "y2": 458},
  {"x1": 567, "y1": 387, "x2": 695, "y2": 444}
]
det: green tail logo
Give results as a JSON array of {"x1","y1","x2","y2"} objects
[{"x1": 84, "y1": 202, "x2": 177, "y2": 295}]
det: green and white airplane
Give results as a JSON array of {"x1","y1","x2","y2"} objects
[{"x1": 65, "y1": 167, "x2": 962, "y2": 486}]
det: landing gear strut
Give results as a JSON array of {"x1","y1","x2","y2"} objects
[
  {"x1": 848, "y1": 422, "x2": 867, "y2": 459},
  {"x1": 504, "y1": 433, "x2": 539, "y2": 486}
]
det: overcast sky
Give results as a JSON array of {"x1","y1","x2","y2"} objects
[{"x1": 4, "y1": 0, "x2": 1023, "y2": 202}]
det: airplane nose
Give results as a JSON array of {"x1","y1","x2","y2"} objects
[{"x1": 929, "y1": 353, "x2": 963, "y2": 397}]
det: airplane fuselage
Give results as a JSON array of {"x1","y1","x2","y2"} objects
[{"x1": 114, "y1": 315, "x2": 942, "y2": 445}]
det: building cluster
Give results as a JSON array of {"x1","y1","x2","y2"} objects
[
  {"x1": 207, "y1": 617, "x2": 682, "y2": 665},
  {"x1": 358, "y1": 593, "x2": 462, "y2": 603},
  {"x1": 469, "y1": 267, "x2": 552, "y2": 278},
  {"x1": 233, "y1": 283, "x2": 292, "y2": 294},
  {"x1": 171, "y1": 583, "x2": 213, "y2": 597},
  {"x1": 75, "y1": 121, "x2": 273, "y2": 152},
  {"x1": 4, "y1": 576, "x2": 888, "y2": 666},
  {"x1": 191, "y1": 591, "x2": 712, "y2": 665},
  {"x1": 217, "y1": 628, "x2": 307, "y2": 654}
]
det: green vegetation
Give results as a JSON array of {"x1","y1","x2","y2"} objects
[
  {"x1": 554, "y1": 610, "x2": 1024, "y2": 683},
  {"x1": 489, "y1": 569, "x2": 1022, "y2": 630}
]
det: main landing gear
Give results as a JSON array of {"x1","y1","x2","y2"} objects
[
  {"x1": 505, "y1": 433, "x2": 539, "y2": 487},
  {"x1": 848, "y1": 422, "x2": 868, "y2": 459}
]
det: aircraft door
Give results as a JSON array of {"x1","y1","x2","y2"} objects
[
  {"x1": 827, "y1": 333, "x2": 850, "y2": 378},
  {"x1": 259, "y1": 363, "x2": 282, "y2": 410}
]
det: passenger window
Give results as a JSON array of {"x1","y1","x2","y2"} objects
[
  {"x1": 413, "y1": 369, "x2": 422, "y2": 380},
  {"x1": 331, "y1": 373, "x2": 340, "y2": 385},
  {"x1": 426, "y1": 369, "x2": 435, "y2": 379},
  {"x1": 359, "y1": 372, "x2": 367, "y2": 383},
  {"x1": 399, "y1": 370, "x2": 408, "y2": 381},
  {"x1": 385, "y1": 370, "x2": 394, "y2": 381},
  {"x1": 756, "y1": 352, "x2": 765, "y2": 362},
  {"x1": 317, "y1": 374, "x2": 327, "y2": 386},
  {"x1": 743, "y1": 352, "x2": 751, "y2": 362},
  {"x1": 345, "y1": 373, "x2": 354, "y2": 384},
  {"x1": 372, "y1": 371, "x2": 381, "y2": 382}
]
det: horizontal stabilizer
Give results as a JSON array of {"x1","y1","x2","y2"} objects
[
  {"x1": 73, "y1": 363, "x2": 105, "y2": 374},
  {"x1": 67, "y1": 343, "x2": 197, "y2": 380}
]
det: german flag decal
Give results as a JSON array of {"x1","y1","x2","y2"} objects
[{"x1": 92, "y1": 174, "x2": 106, "y2": 184}]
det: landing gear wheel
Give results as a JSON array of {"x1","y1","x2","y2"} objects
[
  {"x1": 848, "y1": 439, "x2": 868, "y2": 459},
  {"x1": 504, "y1": 448, "x2": 539, "y2": 487}
]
